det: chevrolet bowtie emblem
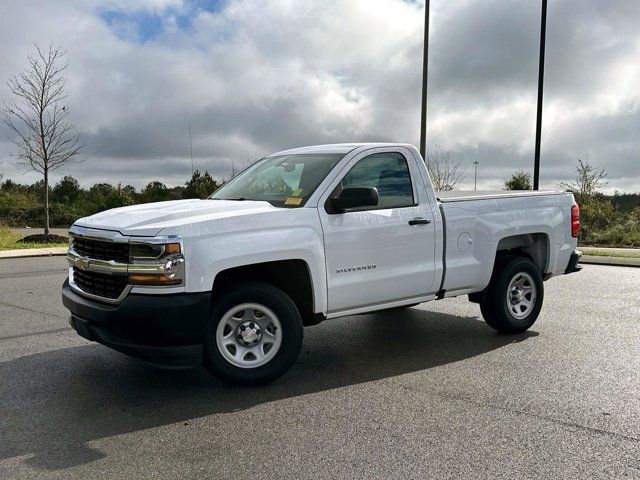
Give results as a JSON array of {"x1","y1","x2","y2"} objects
[{"x1": 80, "y1": 258, "x2": 91, "y2": 270}]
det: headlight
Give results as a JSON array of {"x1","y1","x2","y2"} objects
[{"x1": 128, "y1": 237, "x2": 185, "y2": 286}]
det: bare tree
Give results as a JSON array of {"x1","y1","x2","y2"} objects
[
  {"x1": 426, "y1": 146, "x2": 465, "y2": 191},
  {"x1": 227, "y1": 157, "x2": 260, "y2": 181},
  {"x1": 228, "y1": 162, "x2": 242, "y2": 180},
  {"x1": 561, "y1": 158, "x2": 607, "y2": 200},
  {"x1": 2, "y1": 45, "x2": 83, "y2": 236}
]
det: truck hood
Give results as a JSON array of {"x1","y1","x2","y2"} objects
[{"x1": 74, "y1": 199, "x2": 279, "y2": 237}]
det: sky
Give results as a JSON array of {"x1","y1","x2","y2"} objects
[{"x1": 0, "y1": 0, "x2": 638, "y2": 193}]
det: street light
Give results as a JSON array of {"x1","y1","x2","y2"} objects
[
  {"x1": 533, "y1": 0, "x2": 548, "y2": 190},
  {"x1": 419, "y1": 0, "x2": 430, "y2": 160},
  {"x1": 473, "y1": 161, "x2": 479, "y2": 191},
  {"x1": 188, "y1": 122, "x2": 194, "y2": 176}
]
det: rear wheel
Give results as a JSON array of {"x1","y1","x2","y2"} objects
[
  {"x1": 480, "y1": 256, "x2": 544, "y2": 333},
  {"x1": 203, "y1": 283, "x2": 303, "y2": 385}
]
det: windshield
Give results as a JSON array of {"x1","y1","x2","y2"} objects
[{"x1": 210, "y1": 154, "x2": 344, "y2": 207}]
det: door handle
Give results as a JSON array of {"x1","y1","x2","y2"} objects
[{"x1": 408, "y1": 218, "x2": 431, "y2": 226}]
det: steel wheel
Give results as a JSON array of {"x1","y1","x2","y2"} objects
[
  {"x1": 506, "y1": 272, "x2": 536, "y2": 319},
  {"x1": 215, "y1": 303, "x2": 283, "y2": 369}
]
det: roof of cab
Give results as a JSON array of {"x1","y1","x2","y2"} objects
[{"x1": 270, "y1": 143, "x2": 414, "y2": 156}]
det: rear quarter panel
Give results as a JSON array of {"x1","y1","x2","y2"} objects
[{"x1": 441, "y1": 193, "x2": 576, "y2": 296}]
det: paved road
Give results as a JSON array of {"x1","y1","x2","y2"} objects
[{"x1": 0, "y1": 258, "x2": 638, "y2": 479}]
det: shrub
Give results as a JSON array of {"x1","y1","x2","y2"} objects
[
  {"x1": 578, "y1": 195, "x2": 615, "y2": 242},
  {"x1": 0, "y1": 189, "x2": 41, "y2": 226}
]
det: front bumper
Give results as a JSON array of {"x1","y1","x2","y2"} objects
[
  {"x1": 62, "y1": 279, "x2": 210, "y2": 368},
  {"x1": 565, "y1": 250, "x2": 583, "y2": 274}
]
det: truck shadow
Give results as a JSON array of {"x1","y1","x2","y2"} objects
[{"x1": 1, "y1": 308, "x2": 538, "y2": 471}]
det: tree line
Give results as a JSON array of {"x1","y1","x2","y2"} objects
[{"x1": 0, "y1": 170, "x2": 222, "y2": 228}]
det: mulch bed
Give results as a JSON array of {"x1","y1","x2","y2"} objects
[{"x1": 17, "y1": 234, "x2": 68, "y2": 244}]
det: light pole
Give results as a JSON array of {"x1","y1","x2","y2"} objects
[
  {"x1": 473, "y1": 160, "x2": 479, "y2": 191},
  {"x1": 419, "y1": 0, "x2": 430, "y2": 160},
  {"x1": 188, "y1": 122, "x2": 194, "y2": 176},
  {"x1": 533, "y1": 0, "x2": 547, "y2": 190}
]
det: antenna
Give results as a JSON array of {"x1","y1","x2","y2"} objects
[{"x1": 188, "y1": 122, "x2": 194, "y2": 176}]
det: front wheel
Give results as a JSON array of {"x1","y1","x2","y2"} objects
[
  {"x1": 480, "y1": 256, "x2": 544, "y2": 333},
  {"x1": 203, "y1": 283, "x2": 303, "y2": 385}
]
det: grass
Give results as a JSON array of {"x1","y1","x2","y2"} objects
[
  {"x1": 0, "y1": 227, "x2": 67, "y2": 251},
  {"x1": 580, "y1": 248, "x2": 640, "y2": 259}
]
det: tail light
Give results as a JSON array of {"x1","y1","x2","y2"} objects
[{"x1": 571, "y1": 204, "x2": 580, "y2": 238}]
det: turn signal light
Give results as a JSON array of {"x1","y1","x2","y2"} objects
[
  {"x1": 165, "y1": 243, "x2": 181, "y2": 254},
  {"x1": 129, "y1": 275, "x2": 182, "y2": 286},
  {"x1": 571, "y1": 204, "x2": 580, "y2": 238}
]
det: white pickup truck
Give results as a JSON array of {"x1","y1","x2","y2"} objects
[{"x1": 62, "y1": 143, "x2": 582, "y2": 385}]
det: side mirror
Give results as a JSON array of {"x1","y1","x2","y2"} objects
[{"x1": 329, "y1": 187, "x2": 379, "y2": 213}]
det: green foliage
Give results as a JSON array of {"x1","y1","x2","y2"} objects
[
  {"x1": 0, "y1": 187, "x2": 40, "y2": 226},
  {"x1": 611, "y1": 192, "x2": 640, "y2": 212},
  {"x1": 183, "y1": 170, "x2": 221, "y2": 199},
  {"x1": 141, "y1": 181, "x2": 171, "y2": 203},
  {"x1": 122, "y1": 185, "x2": 136, "y2": 197},
  {"x1": 578, "y1": 195, "x2": 615, "y2": 242},
  {"x1": 27, "y1": 179, "x2": 49, "y2": 202},
  {"x1": 504, "y1": 171, "x2": 532, "y2": 190},
  {"x1": 559, "y1": 159, "x2": 638, "y2": 247},
  {"x1": 52, "y1": 176, "x2": 81, "y2": 204},
  {"x1": 0, "y1": 176, "x2": 138, "y2": 226},
  {"x1": 81, "y1": 183, "x2": 134, "y2": 215},
  {"x1": 585, "y1": 209, "x2": 640, "y2": 247}
]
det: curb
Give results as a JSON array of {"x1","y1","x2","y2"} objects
[
  {"x1": 580, "y1": 255, "x2": 640, "y2": 268},
  {"x1": 0, "y1": 247, "x2": 68, "y2": 259}
]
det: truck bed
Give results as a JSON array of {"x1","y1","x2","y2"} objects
[{"x1": 436, "y1": 190, "x2": 567, "y2": 203}]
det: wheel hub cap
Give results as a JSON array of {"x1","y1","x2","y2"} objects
[
  {"x1": 236, "y1": 322, "x2": 262, "y2": 346},
  {"x1": 510, "y1": 287, "x2": 525, "y2": 303},
  {"x1": 506, "y1": 272, "x2": 536, "y2": 320},
  {"x1": 215, "y1": 303, "x2": 283, "y2": 369}
]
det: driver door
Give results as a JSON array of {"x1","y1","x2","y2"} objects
[{"x1": 318, "y1": 148, "x2": 437, "y2": 313}]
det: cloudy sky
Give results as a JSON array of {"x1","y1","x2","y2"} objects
[{"x1": 0, "y1": 0, "x2": 638, "y2": 192}]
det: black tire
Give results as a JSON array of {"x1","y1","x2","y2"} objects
[
  {"x1": 480, "y1": 255, "x2": 544, "y2": 333},
  {"x1": 203, "y1": 283, "x2": 303, "y2": 386}
]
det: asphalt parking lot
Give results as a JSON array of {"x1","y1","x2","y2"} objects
[{"x1": 0, "y1": 257, "x2": 638, "y2": 479}]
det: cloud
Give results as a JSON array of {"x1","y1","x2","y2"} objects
[{"x1": 0, "y1": 0, "x2": 638, "y2": 192}]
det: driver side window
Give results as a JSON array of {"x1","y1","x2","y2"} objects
[{"x1": 340, "y1": 152, "x2": 414, "y2": 209}]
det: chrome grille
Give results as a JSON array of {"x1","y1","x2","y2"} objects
[
  {"x1": 72, "y1": 237, "x2": 129, "y2": 263},
  {"x1": 72, "y1": 267, "x2": 129, "y2": 300}
]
